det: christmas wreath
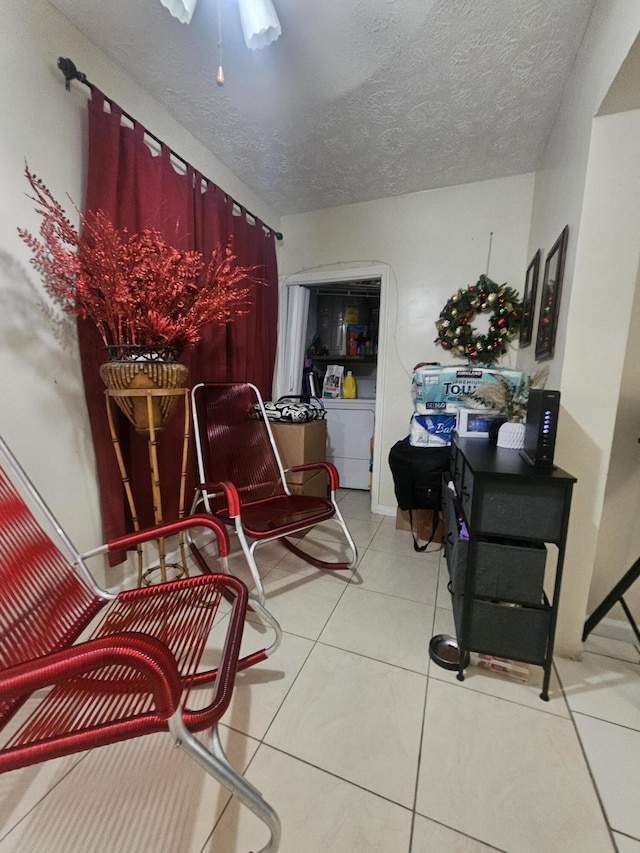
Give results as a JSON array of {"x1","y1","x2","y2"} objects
[{"x1": 434, "y1": 274, "x2": 522, "y2": 366}]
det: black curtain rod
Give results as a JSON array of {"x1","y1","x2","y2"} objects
[{"x1": 57, "y1": 57, "x2": 283, "y2": 241}]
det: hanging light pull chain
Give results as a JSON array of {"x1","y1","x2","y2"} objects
[{"x1": 216, "y1": 0, "x2": 225, "y2": 85}]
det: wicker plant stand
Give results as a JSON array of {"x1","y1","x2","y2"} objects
[{"x1": 105, "y1": 386, "x2": 191, "y2": 585}]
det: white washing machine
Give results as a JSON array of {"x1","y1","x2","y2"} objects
[{"x1": 322, "y1": 398, "x2": 376, "y2": 490}]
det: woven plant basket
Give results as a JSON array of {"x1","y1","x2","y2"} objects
[{"x1": 99, "y1": 356, "x2": 189, "y2": 437}]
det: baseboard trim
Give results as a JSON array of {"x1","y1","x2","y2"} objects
[
  {"x1": 588, "y1": 615, "x2": 636, "y2": 645},
  {"x1": 373, "y1": 503, "x2": 397, "y2": 517}
]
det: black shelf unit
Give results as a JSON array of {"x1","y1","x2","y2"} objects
[{"x1": 442, "y1": 436, "x2": 576, "y2": 700}]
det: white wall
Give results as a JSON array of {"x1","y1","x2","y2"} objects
[
  {"x1": 572, "y1": 106, "x2": 640, "y2": 634},
  {"x1": 519, "y1": 1, "x2": 640, "y2": 655},
  {"x1": 583, "y1": 37, "x2": 640, "y2": 637},
  {"x1": 0, "y1": 0, "x2": 280, "y2": 558},
  {"x1": 518, "y1": 0, "x2": 640, "y2": 388},
  {"x1": 278, "y1": 174, "x2": 535, "y2": 510},
  {"x1": 591, "y1": 243, "x2": 640, "y2": 627}
]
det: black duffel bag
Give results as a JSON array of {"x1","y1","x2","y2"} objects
[{"x1": 388, "y1": 437, "x2": 450, "y2": 551}]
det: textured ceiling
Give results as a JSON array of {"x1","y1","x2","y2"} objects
[{"x1": 49, "y1": 0, "x2": 597, "y2": 215}]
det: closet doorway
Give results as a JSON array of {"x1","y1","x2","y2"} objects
[{"x1": 276, "y1": 264, "x2": 390, "y2": 512}]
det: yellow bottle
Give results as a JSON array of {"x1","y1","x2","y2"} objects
[{"x1": 343, "y1": 370, "x2": 357, "y2": 399}]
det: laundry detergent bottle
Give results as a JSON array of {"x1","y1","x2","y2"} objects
[{"x1": 343, "y1": 370, "x2": 357, "y2": 399}]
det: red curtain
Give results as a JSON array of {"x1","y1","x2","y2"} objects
[{"x1": 80, "y1": 89, "x2": 278, "y2": 548}]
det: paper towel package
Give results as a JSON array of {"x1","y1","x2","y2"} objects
[
  {"x1": 412, "y1": 366, "x2": 526, "y2": 411},
  {"x1": 409, "y1": 412, "x2": 457, "y2": 447}
]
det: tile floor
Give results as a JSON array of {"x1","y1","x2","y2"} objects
[{"x1": 1, "y1": 489, "x2": 639, "y2": 852}]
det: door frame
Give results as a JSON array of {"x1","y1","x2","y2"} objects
[{"x1": 278, "y1": 263, "x2": 390, "y2": 512}]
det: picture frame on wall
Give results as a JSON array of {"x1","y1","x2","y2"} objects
[
  {"x1": 519, "y1": 249, "x2": 540, "y2": 347},
  {"x1": 535, "y1": 225, "x2": 569, "y2": 361}
]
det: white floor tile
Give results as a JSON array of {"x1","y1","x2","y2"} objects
[
  {"x1": 209, "y1": 744, "x2": 413, "y2": 853},
  {"x1": 355, "y1": 547, "x2": 439, "y2": 604},
  {"x1": 319, "y1": 586, "x2": 434, "y2": 673},
  {"x1": 370, "y1": 519, "x2": 443, "y2": 561},
  {"x1": 220, "y1": 626, "x2": 315, "y2": 740},
  {"x1": 411, "y1": 815, "x2": 500, "y2": 852},
  {"x1": 572, "y1": 713, "x2": 640, "y2": 839},
  {"x1": 437, "y1": 661, "x2": 568, "y2": 716},
  {"x1": 273, "y1": 537, "x2": 360, "y2": 582},
  {"x1": 258, "y1": 567, "x2": 347, "y2": 640},
  {"x1": 416, "y1": 679, "x2": 612, "y2": 852},
  {"x1": 303, "y1": 515, "x2": 382, "y2": 550},
  {"x1": 225, "y1": 550, "x2": 277, "y2": 592},
  {"x1": 555, "y1": 652, "x2": 640, "y2": 730},
  {"x1": 614, "y1": 833, "x2": 640, "y2": 852},
  {"x1": 0, "y1": 727, "x2": 257, "y2": 853},
  {"x1": 0, "y1": 752, "x2": 86, "y2": 841},
  {"x1": 337, "y1": 490, "x2": 379, "y2": 520},
  {"x1": 265, "y1": 644, "x2": 426, "y2": 807},
  {"x1": 584, "y1": 633, "x2": 640, "y2": 664},
  {"x1": 250, "y1": 538, "x2": 291, "y2": 567}
]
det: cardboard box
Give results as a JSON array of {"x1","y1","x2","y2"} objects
[
  {"x1": 396, "y1": 508, "x2": 444, "y2": 548},
  {"x1": 270, "y1": 419, "x2": 327, "y2": 485},
  {"x1": 472, "y1": 653, "x2": 531, "y2": 682},
  {"x1": 287, "y1": 468, "x2": 329, "y2": 498}
]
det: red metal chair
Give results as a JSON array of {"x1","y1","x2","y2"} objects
[
  {"x1": 189, "y1": 382, "x2": 358, "y2": 604},
  {"x1": 0, "y1": 435, "x2": 280, "y2": 853}
]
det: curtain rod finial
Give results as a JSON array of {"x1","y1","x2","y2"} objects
[{"x1": 57, "y1": 57, "x2": 88, "y2": 91}]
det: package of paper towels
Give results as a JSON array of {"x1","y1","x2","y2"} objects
[
  {"x1": 412, "y1": 366, "x2": 526, "y2": 411},
  {"x1": 409, "y1": 412, "x2": 457, "y2": 447}
]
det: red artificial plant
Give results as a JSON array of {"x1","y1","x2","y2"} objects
[{"x1": 19, "y1": 164, "x2": 259, "y2": 352}]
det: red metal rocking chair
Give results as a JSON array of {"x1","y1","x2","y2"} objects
[
  {"x1": 0, "y1": 435, "x2": 280, "y2": 852},
  {"x1": 189, "y1": 382, "x2": 358, "y2": 604}
]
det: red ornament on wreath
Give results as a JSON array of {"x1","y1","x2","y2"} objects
[{"x1": 434, "y1": 274, "x2": 523, "y2": 366}]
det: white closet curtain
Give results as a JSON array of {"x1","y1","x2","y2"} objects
[{"x1": 273, "y1": 283, "x2": 310, "y2": 400}]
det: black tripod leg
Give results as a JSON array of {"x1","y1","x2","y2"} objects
[
  {"x1": 619, "y1": 597, "x2": 640, "y2": 646},
  {"x1": 583, "y1": 556, "x2": 640, "y2": 641}
]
